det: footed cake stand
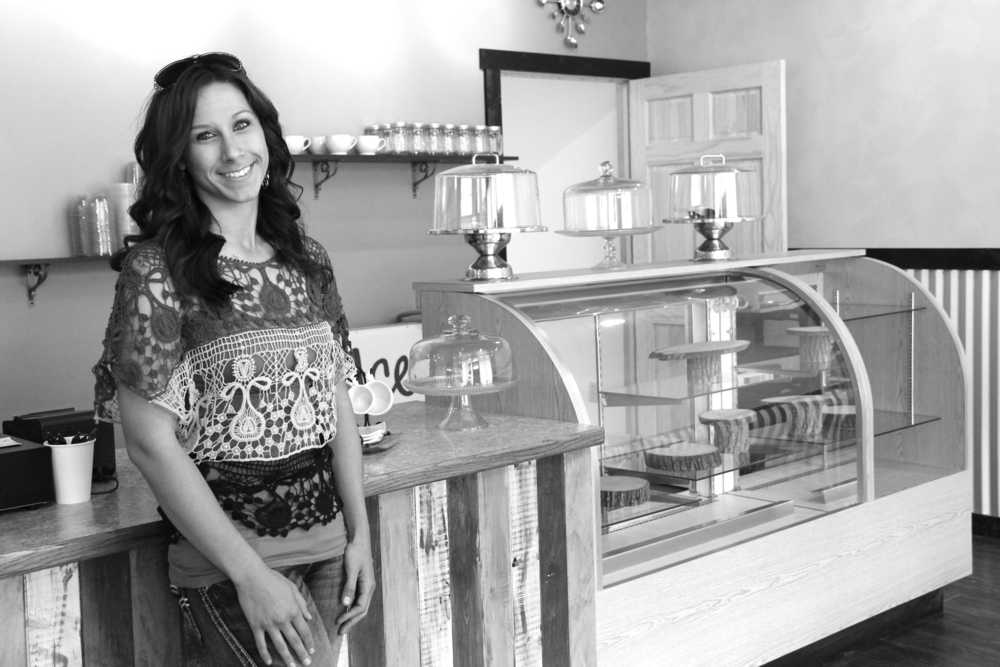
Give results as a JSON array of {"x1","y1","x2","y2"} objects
[
  {"x1": 406, "y1": 380, "x2": 517, "y2": 431},
  {"x1": 557, "y1": 226, "x2": 659, "y2": 270}
]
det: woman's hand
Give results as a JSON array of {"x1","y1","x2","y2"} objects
[
  {"x1": 336, "y1": 536, "x2": 376, "y2": 635},
  {"x1": 234, "y1": 566, "x2": 316, "y2": 666}
]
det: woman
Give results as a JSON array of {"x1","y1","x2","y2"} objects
[{"x1": 94, "y1": 52, "x2": 374, "y2": 666}]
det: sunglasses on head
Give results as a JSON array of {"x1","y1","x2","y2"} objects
[{"x1": 153, "y1": 52, "x2": 244, "y2": 90}]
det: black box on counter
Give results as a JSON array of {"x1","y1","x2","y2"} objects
[
  {"x1": 2, "y1": 408, "x2": 116, "y2": 482},
  {"x1": 0, "y1": 437, "x2": 54, "y2": 511}
]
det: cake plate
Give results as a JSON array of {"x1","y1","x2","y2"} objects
[
  {"x1": 406, "y1": 380, "x2": 517, "y2": 431},
  {"x1": 556, "y1": 226, "x2": 660, "y2": 270}
]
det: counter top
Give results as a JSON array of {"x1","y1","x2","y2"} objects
[
  {"x1": 0, "y1": 401, "x2": 602, "y2": 579},
  {"x1": 414, "y1": 248, "x2": 866, "y2": 294}
]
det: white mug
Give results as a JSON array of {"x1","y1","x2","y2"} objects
[
  {"x1": 347, "y1": 383, "x2": 374, "y2": 415},
  {"x1": 356, "y1": 135, "x2": 386, "y2": 155},
  {"x1": 364, "y1": 379, "x2": 395, "y2": 416},
  {"x1": 308, "y1": 136, "x2": 328, "y2": 155},
  {"x1": 284, "y1": 135, "x2": 312, "y2": 155},
  {"x1": 326, "y1": 134, "x2": 358, "y2": 155}
]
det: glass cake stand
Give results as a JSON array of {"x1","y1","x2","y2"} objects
[
  {"x1": 557, "y1": 226, "x2": 660, "y2": 270},
  {"x1": 406, "y1": 380, "x2": 517, "y2": 430}
]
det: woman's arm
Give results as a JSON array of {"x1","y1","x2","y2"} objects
[
  {"x1": 329, "y1": 379, "x2": 375, "y2": 635},
  {"x1": 117, "y1": 384, "x2": 316, "y2": 666}
]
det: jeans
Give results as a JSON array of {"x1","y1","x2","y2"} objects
[{"x1": 172, "y1": 556, "x2": 345, "y2": 666}]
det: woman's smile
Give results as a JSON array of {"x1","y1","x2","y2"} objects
[{"x1": 185, "y1": 81, "x2": 269, "y2": 211}]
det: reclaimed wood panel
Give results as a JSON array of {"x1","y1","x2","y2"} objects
[
  {"x1": 416, "y1": 481, "x2": 453, "y2": 667},
  {"x1": 536, "y1": 450, "x2": 598, "y2": 667},
  {"x1": 351, "y1": 489, "x2": 421, "y2": 667},
  {"x1": 25, "y1": 564, "x2": 81, "y2": 667},
  {"x1": 0, "y1": 575, "x2": 27, "y2": 666},
  {"x1": 448, "y1": 468, "x2": 514, "y2": 667},
  {"x1": 129, "y1": 543, "x2": 182, "y2": 667},
  {"x1": 79, "y1": 552, "x2": 132, "y2": 665}
]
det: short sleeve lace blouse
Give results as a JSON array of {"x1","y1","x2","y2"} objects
[{"x1": 93, "y1": 236, "x2": 357, "y2": 537}]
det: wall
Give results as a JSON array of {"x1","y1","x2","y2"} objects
[
  {"x1": 644, "y1": 0, "x2": 1000, "y2": 249},
  {"x1": 503, "y1": 72, "x2": 625, "y2": 274},
  {"x1": 0, "y1": 1, "x2": 647, "y2": 416}
]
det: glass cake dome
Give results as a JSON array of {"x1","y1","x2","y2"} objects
[
  {"x1": 405, "y1": 314, "x2": 516, "y2": 430},
  {"x1": 559, "y1": 161, "x2": 657, "y2": 269}
]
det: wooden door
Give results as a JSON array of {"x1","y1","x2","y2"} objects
[{"x1": 628, "y1": 61, "x2": 787, "y2": 262}]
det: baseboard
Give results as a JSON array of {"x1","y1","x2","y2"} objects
[
  {"x1": 764, "y1": 589, "x2": 943, "y2": 666},
  {"x1": 973, "y1": 512, "x2": 1000, "y2": 538}
]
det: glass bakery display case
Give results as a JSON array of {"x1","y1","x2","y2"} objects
[{"x1": 414, "y1": 250, "x2": 968, "y2": 587}]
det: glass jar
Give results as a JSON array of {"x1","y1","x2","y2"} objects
[
  {"x1": 456, "y1": 124, "x2": 474, "y2": 155},
  {"x1": 473, "y1": 125, "x2": 489, "y2": 154},
  {"x1": 426, "y1": 123, "x2": 444, "y2": 155},
  {"x1": 410, "y1": 122, "x2": 428, "y2": 155},
  {"x1": 487, "y1": 126, "x2": 503, "y2": 156},
  {"x1": 389, "y1": 122, "x2": 409, "y2": 154},
  {"x1": 89, "y1": 194, "x2": 115, "y2": 256},
  {"x1": 71, "y1": 195, "x2": 91, "y2": 256},
  {"x1": 442, "y1": 124, "x2": 458, "y2": 155},
  {"x1": 363, "y1": 123, "x2": 379, "y2": 136},
  {"x1": 377, "y1": 124, "x2": 392, "y2": 153}
]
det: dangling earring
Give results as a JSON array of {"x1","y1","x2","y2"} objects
[{"x1": 262, "y1": 172, "x2": 271, "y2": 188}]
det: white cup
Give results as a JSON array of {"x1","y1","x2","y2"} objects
[
  {"x1": 284, "y1": 135, "x2": 312, "y2": 155},
  {"x1": 356, "y1": 135, "x2": 386, "y2": 155},
  {"x1": 326, "y1": 134, "x2": 358, "y2": 155},
  {"x1": 365, "y1": 379, "x2": 395, "y2": 416},
  {"x1": 45, "y1": 438, "x2": 95, "y2": 504},
  {"x1": 308, "y1": 136, "x2": 328, "y2": 155},
  {"x1": 348, "y1": 383, "x2": 374, "y2": 415}
]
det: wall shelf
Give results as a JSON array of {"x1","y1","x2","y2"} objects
[
  {"x1": 0, "y1": 256, "x2": 111, "y2": 306},
  {"x1": 291, "y1": 154, "x2": 518, "y2": 199}
]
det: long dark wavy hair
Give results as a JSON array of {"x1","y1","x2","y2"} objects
[{"x1": 113, "y1": 59, "x2": 329, "y2": 309}]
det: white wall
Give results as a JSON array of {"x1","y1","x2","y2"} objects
[
  {"x1": 644, "y1": 0, "x2": 1000, "y2": 249},
  {"x1": 503, "y1": 72, "x2": 625, "y2": 274},
  {"x1": 0, "y1": 0, "x2": 647, "y2": 416}
]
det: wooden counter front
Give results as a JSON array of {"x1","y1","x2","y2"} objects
[{"x1": 0, "y1": 401, "x2": 603, "y2": 667}]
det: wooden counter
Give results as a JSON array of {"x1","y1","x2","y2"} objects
[{"x1": 0, "y1": 401, "x2": 603, "y2": 667}]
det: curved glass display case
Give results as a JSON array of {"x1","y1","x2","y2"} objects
[{"x1": 415, "y1": 251, "x2": 968, "y2": 587}]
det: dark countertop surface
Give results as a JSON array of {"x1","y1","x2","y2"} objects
[{"x1": 0, "y1": 400, "x2": 602, "y2": 578}]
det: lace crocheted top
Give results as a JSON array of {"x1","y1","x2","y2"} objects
[{"x1": 93, "y1": 237, "x2": 357, "y2": 538}]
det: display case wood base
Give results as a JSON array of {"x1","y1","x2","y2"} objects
[{"x1": 597, "y1": 470, "x2": 970, "y2": 664}]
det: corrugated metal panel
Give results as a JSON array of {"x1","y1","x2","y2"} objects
[{"x1": 909, "y1": 269, "x2": 999, "y2": 518}]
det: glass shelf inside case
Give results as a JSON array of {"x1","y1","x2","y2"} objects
[{"x1": 508, "y1": 272, "x2": 869, "y2": 575}]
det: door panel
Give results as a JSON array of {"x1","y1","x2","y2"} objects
[{"x1": 630, "y1": 61, "x2": 786, "y2": 263}]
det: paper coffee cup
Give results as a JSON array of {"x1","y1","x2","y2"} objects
[{"x1": 45, "y1": 439, "x2": 95, "y2": 504}]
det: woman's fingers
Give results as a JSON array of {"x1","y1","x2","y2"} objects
[
  {"x1": 295, "y1": 586, "x2": 313, "y2": 622},
  {"x1": 253, "y1": 628, "x2": 272, "y2": 666},
  {"x1": 291, "y1": 614, "x2": 316, "y2": 661},
  {"x1": 279, "y1": 621, "x2": 314, "y2": 666},
  {"x1": 267, "y1": 626, "x2": 295, "y2": 666}
]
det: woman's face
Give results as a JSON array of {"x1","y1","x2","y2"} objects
[{"x1": 184, "y1": 81, "x2": 269, "y2": 212}]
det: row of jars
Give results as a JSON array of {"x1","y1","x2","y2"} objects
[
  {"x1": 364, "y1": 122, "x2": 503, "y2": 157},
  {"x1": 70, "y1": 164, "x2": 142, "y2": 257}
]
